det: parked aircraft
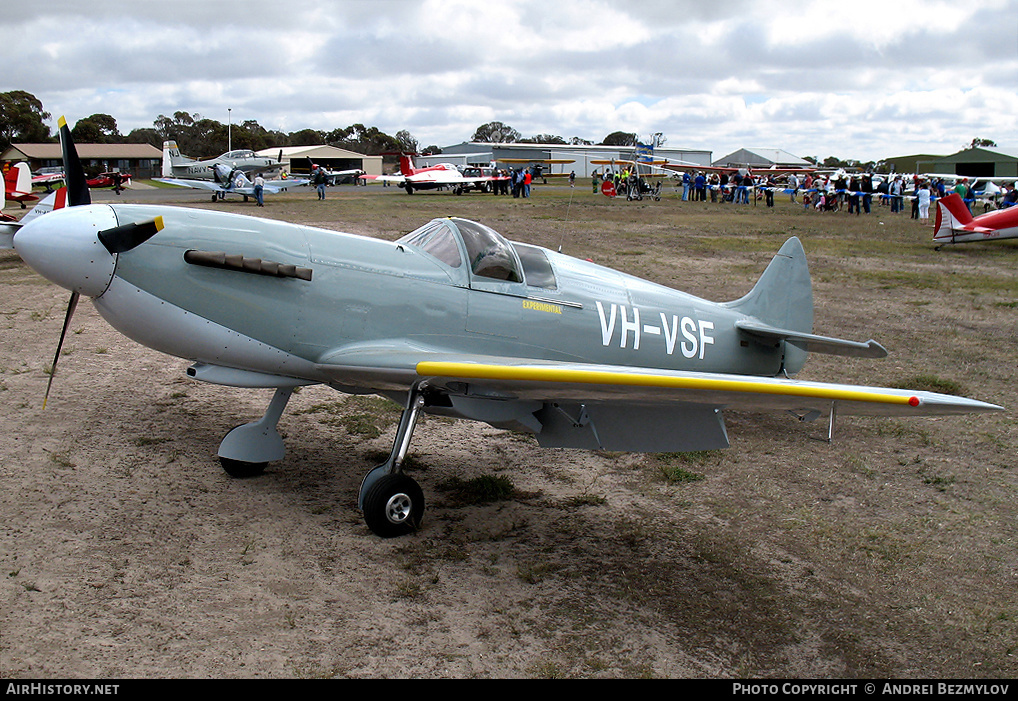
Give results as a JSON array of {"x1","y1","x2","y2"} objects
[
  {"x1": 933, "y1": 192, "x2": 1018, "y2": 249},
  {"x1": 0, "y1": 182, "x2": 11, "y2": 222},
  {"x1": 3, "y1": 118, "x2": 1002, "y2": 537},
  {"x1": 360, "y1": 155, "x2": 494, "y2": 195},
  {"x1": 33, "y1": 167, "x2": 65, "y2": 192},
  {"x1": 161, "y1": 141, "x2": 285, "y2": 180},
  {"x1": 4, "y1": 162, "x2": 38, "y2": 208},
  {"x1": 156, "y1": 163, "x2": 308, "y2": 202},
  {"x1": 305, "y1": 157, "x2": 364, "y2": 185}
]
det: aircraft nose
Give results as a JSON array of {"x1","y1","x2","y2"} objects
[{"x1": 14, "y1": 204, "x2": 119, "y2": 297}]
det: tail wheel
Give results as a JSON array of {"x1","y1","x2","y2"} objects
[
  {"x1": 362, "y1": 474, "x2": 424, "y2": 538},
  {"x1": 219, "y1": 456, "x2": 267, "y2": 478}
]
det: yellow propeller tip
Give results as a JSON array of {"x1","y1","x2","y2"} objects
[
  {"x1": 154, "y1": 215, "x2": 165, "y2": 232},
  {"x1": 58, "y1": 116, "x2": 67, "y2": 129}
]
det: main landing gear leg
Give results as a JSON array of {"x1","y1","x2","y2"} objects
[
  {"x1": 358, "y1": 384, "x2": 427, "y2": 537},
  {"x1": 217, "y1": 387, "x2": 293, "y2": 478}
]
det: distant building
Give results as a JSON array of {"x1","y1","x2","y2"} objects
[
  {"x1": 916, "y1": 146, "x2": 1018, "y2": 179},
  {"x1": 2, "y1": 142, "x2": 163, "y2": 178},
  {"x1": 712, "y1": 148, "x2": 812, "y2": 169},
  {"x1": 882, "y1": 154, "x2": 944, "y2": 175},
  {"x1": 417, "y1": 142, "x2": 712, "y2": 178},
  {"x1": 256, "y1": 145, "x2": 383, "y2": 178}
]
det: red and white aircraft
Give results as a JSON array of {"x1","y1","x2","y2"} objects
[
  {"x1": 4, "y1": 163, "x2": 38, "y2": 209},
  {"x1": 360, "y1": 155, "x2": 493, "y2": 195},
  {"x1": 933, "y1": 192, "x2": 1018, "y2": 249}
]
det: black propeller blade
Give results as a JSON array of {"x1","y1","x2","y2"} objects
[
  {"x1": 43, "y1": 291, "x2": 79, "y2": 409},
  {"x1": 98, "y1": 216, "x2": 164, "y2": 254},
  {"x1": 58, "y1": 116, "x2": 90, "y2": 208},
  {"x1": 43, "y1": 117, "x2": 89, "y2": 407}
]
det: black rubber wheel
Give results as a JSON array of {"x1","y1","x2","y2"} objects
[
  {"x1": 362, "y1": 474, "x2": 424, "y2": 538},
  {"x1": 219, "y1": 456, "x2": 267, "y2": 478}
]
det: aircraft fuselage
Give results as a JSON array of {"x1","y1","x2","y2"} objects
[{"x1": 78, "y1": 204, "x2": 786, "y2": 390}]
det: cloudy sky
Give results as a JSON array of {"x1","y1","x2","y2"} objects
[{"x1": 6, "y1": 0, "x2": 1017, "y2": 162}]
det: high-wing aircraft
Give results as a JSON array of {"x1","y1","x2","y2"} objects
[
  {"x1": 360, "y1": 155, "x2": 494, "y2": 195},
  {"x1": 156, "y1": 163, "x2": 308, "y2": 202},
  {"x1": 933, "y1": 192, "x2": 1018, "y2": 248},
  {"x1": 161, "y1": 141, "x2": 285, "y2": 180},
  {"x1": 4, "y1": 162, "x2": 38, "y2": 209},
  {"x1": 3, "y1": 117, "x2": 1003, "y2": 538}
]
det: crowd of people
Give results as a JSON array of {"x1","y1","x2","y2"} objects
[{"x1": 670, "y1": 169, "x2": 1018, "y2": 222}]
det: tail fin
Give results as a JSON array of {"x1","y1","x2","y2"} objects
[
  {"x1": 725, "y1": 237, "x2": 813, "y2": 373},
  {"x1": 934, "y1": 193, "x2": 972, "y2": 241},
  {"x1": 726, "y1": 237, "x2": 886, "y2": 371},
  {"x1": 5, "y1": 163, "x2": 33, "y2": 197},
  {"x1": 399, "y1": 155, "x2": 415, "y2": 176},
  {"x1": 12, "y1": 163, "x2": 32, "y2": 196},
  {"x1": 161, "y1": 140, "x2": 192, "y2": 177}
]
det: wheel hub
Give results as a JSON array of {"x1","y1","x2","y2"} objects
[{"x1": 385, "y1": 492, "x2": 414, "y2": 525}]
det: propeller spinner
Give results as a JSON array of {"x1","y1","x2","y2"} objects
[{"x1": 13, "y1": 116, "x2": 163, "y2": 407}]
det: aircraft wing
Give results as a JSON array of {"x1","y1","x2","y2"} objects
[
  {"x1": 314, "y1": 348, "x2": 1001, "y2": 418},
  {"x1": 407, "y1": 172, "x2": 490, "y2": 185},
  {"x1": 155, "y1": 177, "x2": 227, "y2": 192},
  {"x1": 262, "y1": 178, "x2": 309, "y2": 192},
  {"x1": 360, "y1": 174, "x2": 407, "y2": 183}
]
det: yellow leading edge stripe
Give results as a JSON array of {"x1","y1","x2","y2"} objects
[{"x1": 415, "y1": 361, "x2": 919, "y2": 407}]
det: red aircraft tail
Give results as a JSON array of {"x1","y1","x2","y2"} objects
[
  {"x1": 398, "y1": 155, "x2": 416, "y2": 176},
  {"x1": 934, "y1": 193, "x2": 973, "y2": 241},
  {"x1": 5, "y1": 162, "x2": 33, "y2": 197}
]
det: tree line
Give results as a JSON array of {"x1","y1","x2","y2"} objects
[
  {"x1": 0, "y1": 90, "x2": 999, "y2": 164},
  {"x1": 0, "y1": 91, "x2": 655, "y2": 160}
]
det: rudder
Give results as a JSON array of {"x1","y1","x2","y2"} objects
[{"x1": 724, "y1": 236, "x2": 813, "y2": 373}]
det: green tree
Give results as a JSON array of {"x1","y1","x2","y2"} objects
[
  {"x1": 329, "y1": 124, "x2": 400, "y2": 155},
  {"x1": 233, "y1": 119, "x2": 271, "y2": 151},
  {"x1": 600, "y1": 131, "x2": 637, "y2": 147},
  {"x1": 71, "y1": 114, "x2": 121, "y2": 143},
  {"x1": 0, "y1": 90, "x2": 51, "y2": 151},
  {"x1": 970, "y1": 137, "x2": 997, "y2": 149},
  {"x1": 394, "y1": 129, "x2": 419, "y2": 155},
  {"x1": 521, "y1": 134, "x2": 567, "y2": 144},
  {"x1": 471, "y1": 121, "x2": 521, "y2": 143},
  {"x1": 290, "y1": 128, "x2": 325, "y2": 146},
  {"x1": 124, "y1": 128, "x2": 162, "y2": 149}
]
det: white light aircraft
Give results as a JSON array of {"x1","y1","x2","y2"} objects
[{"x1": 360, "y1": 156, "x2": 494, "y2": 195}]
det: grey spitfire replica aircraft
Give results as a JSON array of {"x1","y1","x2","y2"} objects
[{"x1": 4, "y1": 118, "x2": 1002, "y2": 537}]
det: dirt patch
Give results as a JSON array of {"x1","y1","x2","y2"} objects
[{"x1": 1, "y1": 185, "x2": 1015, "y2": 678}]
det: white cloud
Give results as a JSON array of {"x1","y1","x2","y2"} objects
[{"x1": 4, "y1": 0, "x2": 1016, "y2": 161}]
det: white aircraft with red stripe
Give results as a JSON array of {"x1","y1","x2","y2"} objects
[
  {"x1": 4, "y1": 163, "x2": 37, "y2": 211},
  {"x1": 360, "y1": 155, "x2": 493, "y2": 195},
  {"x1": 933, "y1": 193, "x2": 1018, "y2": 249}
]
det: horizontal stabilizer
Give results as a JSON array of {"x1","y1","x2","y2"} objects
[{"x1": 735, "y1": 320, "x2": 887, "y2": 358}]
